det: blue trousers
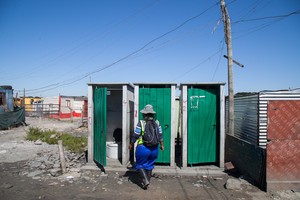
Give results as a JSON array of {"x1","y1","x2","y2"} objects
[{"x1": 135, "y1": 144, "x2": 158, "y2": 171}]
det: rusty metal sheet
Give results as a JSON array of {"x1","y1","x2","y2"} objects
[{"x1": 268, "y1": 100, "x2": 300, "y2": 140}]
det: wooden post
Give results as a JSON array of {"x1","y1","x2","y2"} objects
[
  {"x1": 81, "y1": 105, "x2": 84, "y2": 126},
  {"x1": 15, "y1": 92, "x2": 18, "y2": 106},
  {"x1": 23, "y1": 88, "x2": 25, "y2": 108},
  {"x1": 70, "y1": 108, "x2": 73, "y2": 122},
  {"x1": 58, "y1": 140, "x2": 67, "y2": 174},
  {"x1": 221, "y1": 0, "x2": 234, "y2": 135}
]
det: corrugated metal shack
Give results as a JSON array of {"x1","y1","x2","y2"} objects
[{"x1": 226, "y1": 89, "x2": 300, "y2": 191}]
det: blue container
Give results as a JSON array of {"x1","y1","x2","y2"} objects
[{"x1": 0, "y1": 85, "x2": 14, "y2": 112}]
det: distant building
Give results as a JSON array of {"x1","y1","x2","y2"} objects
[
  {"x1": 14, "y1": 97, "x2": 42, "y2": 111},
  {"x1": 0, "y1": 85, "x2": 25, "y2": 129},
  {"x1": 0, "y1": 85, "x2": 14, "y2": 113},
  {"x1": 59, "y1": 95, "x2": 87, "y2": 119},
  {"x1": 29, "y1": 95, "x2": 87, "y2": 119}
]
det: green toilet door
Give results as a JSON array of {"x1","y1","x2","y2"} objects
[
  {"x1": 139, "y1": 87, "x2": 171, "y2": 163},
  {"x1": 187, "y1": 88, "x2": 217, "y2": 164},
  {"x1": 94, "y1": 87, "x2": 107, "y2": 166}
]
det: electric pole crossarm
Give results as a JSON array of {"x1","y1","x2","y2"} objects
[{"x1": 224, "y1": 55, "x2": 244, "y2": 68}]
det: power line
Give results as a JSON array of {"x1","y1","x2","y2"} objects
[
  {"x1": 231, "y1": 0, "x2": 272, "y2": 23},
  {"x1": 44, "y1": 0, "x2": 162, "y2": 84},
  {"x1": 230, "y1": 8, "x2": 300, "y2": 40},
  {"x1": 8, "y1": 0, "x2": 161, "y2": 81},
  {"x1": 18, "y1": 2, "x2": 219, "y2": 94},
  {"x1": 233, "y1": 9, "x2": 300, "y2": 24},
  {"x1": 232, "y1": 18, "x2": 283, "y2": 40},
  {"x1": 211, "y1": 39, "x2": 225, "y2": 81},
  {"x1": 171, "y1": 48, "x2": 223, "y2": 82}
]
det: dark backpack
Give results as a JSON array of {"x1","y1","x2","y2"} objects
[{"x1": 141, "y1": 120, "x2": 159, "y2": 146}]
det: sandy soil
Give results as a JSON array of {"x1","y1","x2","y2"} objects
[
  {"x1": 0, "y1": 117, "x2": 84, "y2": 163},
  {"x1": 0, "y1": 117, "x2": 299, "y2": 200}
]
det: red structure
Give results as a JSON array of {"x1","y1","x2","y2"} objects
[
  {"x1": 267, "y1": 100, "x2": 300, "y2": 190},
  {"x1": 58, "y1": 95, "x2": 87, "y2": 119}
]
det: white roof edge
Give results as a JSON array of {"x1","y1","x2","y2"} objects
[
  {"x1": 180, "y1": 82, "x2": 226, "y2": 85},
  {"x1": 133, "y1": 82, "x2": 177, "y2": 85},
  {"x1": 259, "y1": 88, "x2": 300, "y2": 94},
  {"x1": 87, "y1": 82, "x2": 134, "y2": 88}
]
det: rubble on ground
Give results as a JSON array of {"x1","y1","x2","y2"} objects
[{"x1": 20, "y1": 141, "x2": 87, "y2": 180}]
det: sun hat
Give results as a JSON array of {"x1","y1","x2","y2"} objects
[{"x1": 140, "y1": 104, "x2": 156, "y2": 114}]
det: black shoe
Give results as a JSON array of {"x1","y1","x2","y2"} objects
[
  {"x1": 139, "y1": 169, "x2": 150, "y2": 189},
  {"x1": 146, "y1": 169, "x2": 152, "y2": 181}
]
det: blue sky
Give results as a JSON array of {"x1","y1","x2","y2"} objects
[{"x1": 1, "y1": 0, "x2": 299, "y2": 97}]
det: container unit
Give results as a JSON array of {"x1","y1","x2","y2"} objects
[
  {"x1": 0, "y1": 85, "x2": 26, "y2": 129},
  {"x1": 134, "y1": 83, "x2": 177, "y2": 167},
  {"x1": 87, "y1": 83, "x2": 134, "y2": 167},
  {"x1": 180, "y1": 83, "x2": 225, "y2": 168},
  {"x1": 0, "y1": 85, "x2": 14, "y2": 112}
]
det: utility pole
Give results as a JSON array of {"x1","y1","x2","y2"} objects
[{"x1": 221, "y1": 0, "x2": 234, "y2": 135}]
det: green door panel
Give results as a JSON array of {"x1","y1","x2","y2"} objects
[
  {"x1": 94, "y1": 87, "x2": 107, "y2": 166},
  {"x1": 187, "y1": 88, "x2": 217, "y2": 164},
  {"x1": 139, "y1": 87, "x2": 171, "y2": 163}
]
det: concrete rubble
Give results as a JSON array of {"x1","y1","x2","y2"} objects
[{"x1": 19, "y1": 141, "x2": 86, "y2": 181}]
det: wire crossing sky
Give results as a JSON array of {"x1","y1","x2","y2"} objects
[{"x1": 1, "y1": 0, "x2": 299, "y2": 97}]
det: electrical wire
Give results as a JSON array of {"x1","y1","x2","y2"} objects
[
  {"x1": 233, "y1": 18, "x2": 283, "y2": 40},
  {"x1": 211, "y1": 39, "x2": 225, "y2": 81},
  {"x1": 171, "y1": 48, "x2": 223, "y2": 82},
  {"x1": 233, "y1": 9, "x2": 300, "y2": 24},
  {"x1": 230, "y1": 8, "x2": 300, "y2": 40},
  {"x1": 47, "y1": 0, "x2": 163, "y2": 84},
  {"x1": 231, "y1": 0, "x2": 270, "y2": 22},
  {"x1": 17, "y1": 1, "x2": 220, "y2": 94},
  {"x1": 9, "y1": 0, "x2": 161, "y2": 80}
]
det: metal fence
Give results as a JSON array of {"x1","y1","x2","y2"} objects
[{"x1": 24, "y1": 104, "x2": 59, "y2": 118}]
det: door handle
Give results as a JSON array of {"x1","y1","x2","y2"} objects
[{"x1": 164, "y1": 125, "x2": 169, "y2": 130}]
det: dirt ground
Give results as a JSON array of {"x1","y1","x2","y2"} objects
[{"x1": 1, "y1": 117, "x2": 299, "y2": 200}]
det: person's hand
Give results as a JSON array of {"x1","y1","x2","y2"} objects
[
  {"x1": 160, "y1": 141, "x2": 164, "y2": 151},
  {"x1": 129, "y1": 143, "x2": 133, "y2": 150}
]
